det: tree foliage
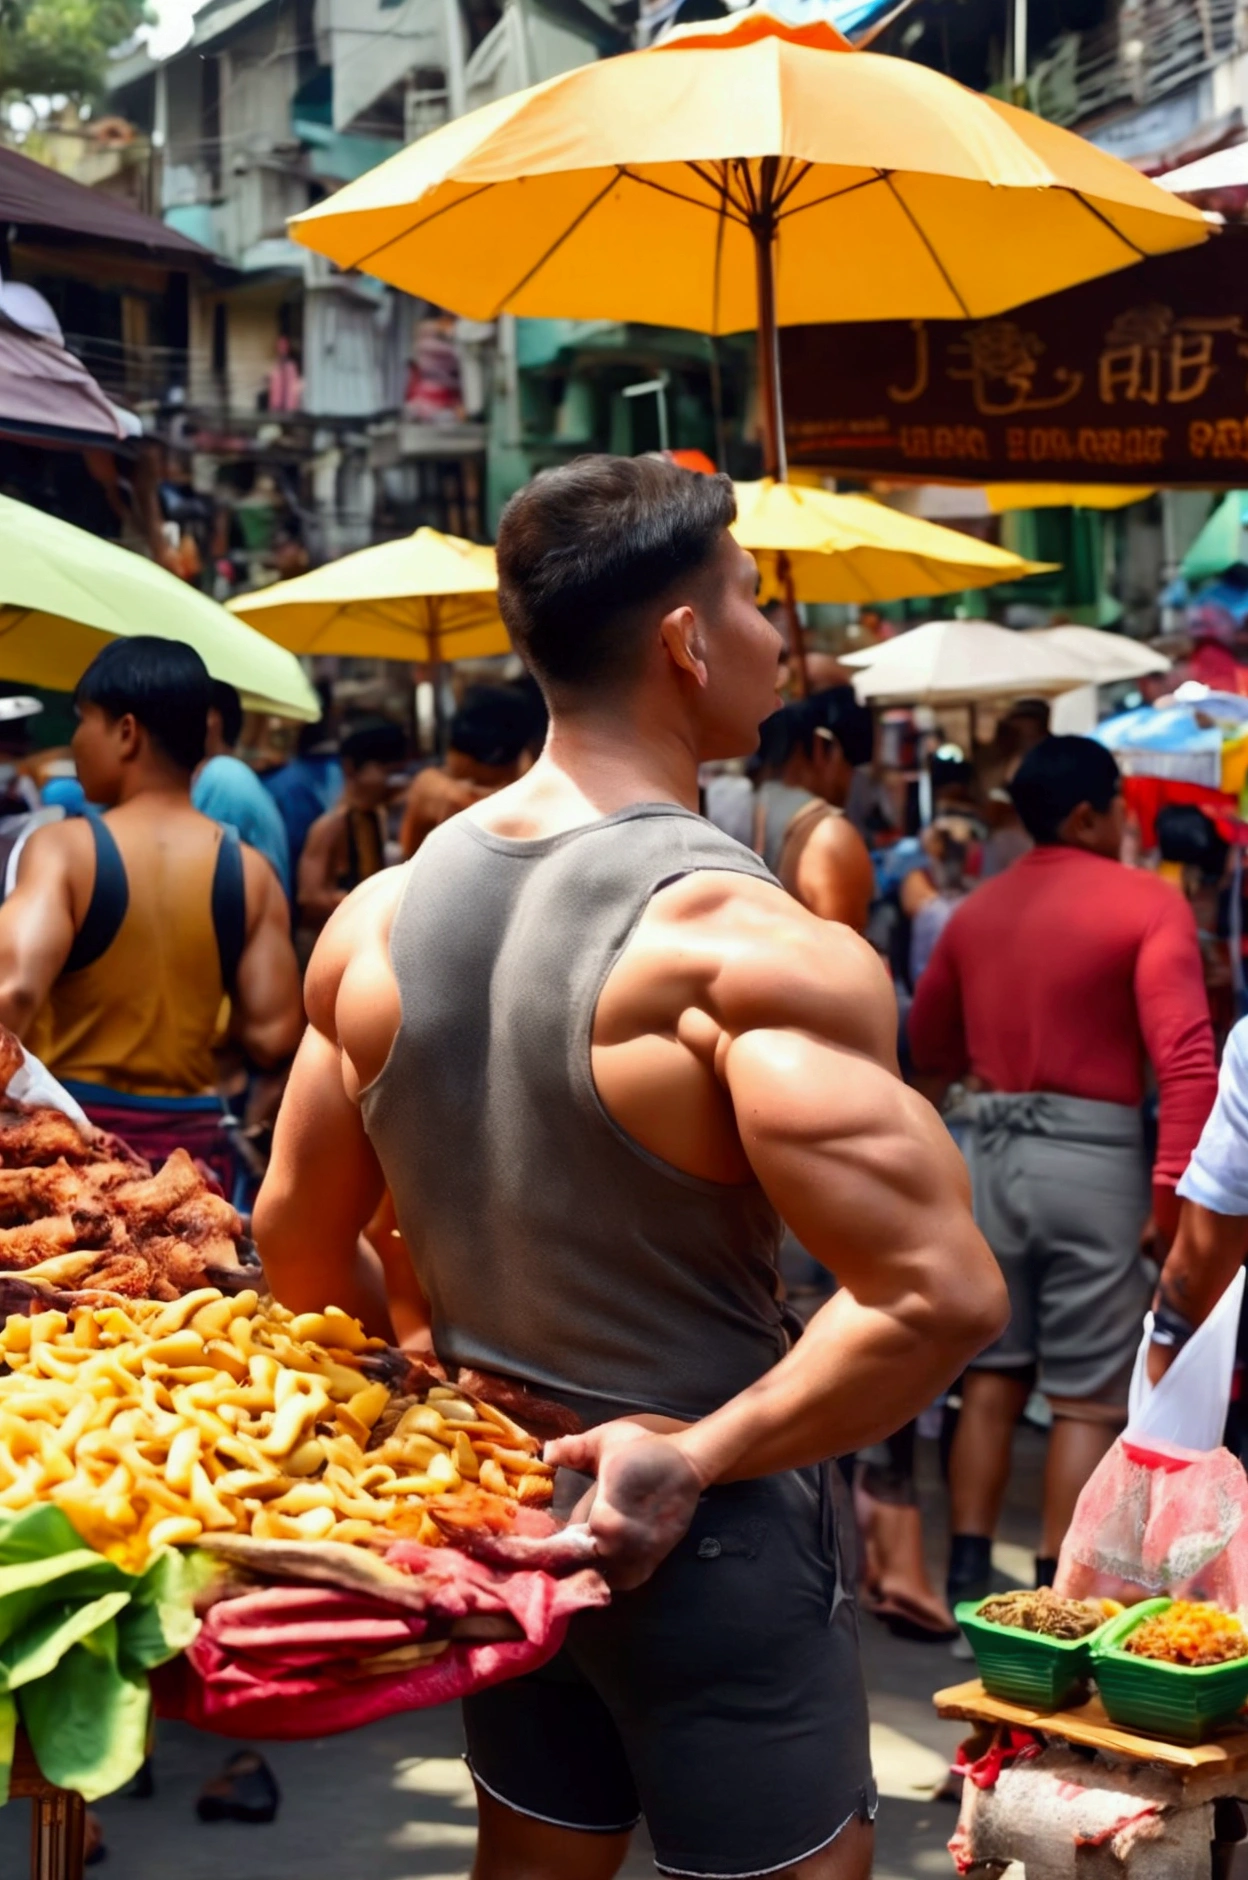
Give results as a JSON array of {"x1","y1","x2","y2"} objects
[{"x1": 0, "y1": 0, "x2": 154, "y2": 104}]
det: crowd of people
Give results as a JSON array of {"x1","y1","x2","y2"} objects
[{"x1": 0, "y1": 455, "x2": 1245, "y2": 1877}]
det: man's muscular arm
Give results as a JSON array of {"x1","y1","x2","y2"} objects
[
  {"x1": 253, "y1": 877, "x2": 402, "y2": 1337},
  {"x1": 551, "y1": 886, "x2": 1008, "y2": 1586},
  {"x1": 0, "y1": 824, "x2": 81, "y2": 1036}
]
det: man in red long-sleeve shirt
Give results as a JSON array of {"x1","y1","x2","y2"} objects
[{"x1": 909, "y1": 735, "x2": 1217, "y2": 1603}]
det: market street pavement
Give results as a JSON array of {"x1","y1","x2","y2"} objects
[{"x1": 0, "y1": 1425, "x2": 1046, "y2": 1879}]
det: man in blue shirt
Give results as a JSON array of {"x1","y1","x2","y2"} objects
[{"x1": 193, "y1": 682, "x2": 291, "y2": 896}]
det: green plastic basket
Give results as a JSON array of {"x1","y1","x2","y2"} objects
[
  {"x1": 956, "y1": 1598, "x2": 1109, "y2": 1710},
  {"x1": 1092, "y1": 1599, "x2": 1248, "y2": 1745}
]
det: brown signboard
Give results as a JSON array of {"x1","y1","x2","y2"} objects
[{"x1": 781, "y1": 227, "x2": 1248, "y2": 485}]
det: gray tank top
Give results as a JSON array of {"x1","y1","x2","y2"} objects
[
  {"x1": 756, "y1": 779, "x2": 841, "y2": 875},
  {"x1": 361, "y1": 803, "x2": 788, "y2": 1425}
]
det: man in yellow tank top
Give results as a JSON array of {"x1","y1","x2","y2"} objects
[{"x1": 0, "y1": 638, "x2": 302, "y2": 1188}]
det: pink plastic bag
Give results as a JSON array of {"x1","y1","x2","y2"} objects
[{"x1": 1055, "y1": 1436, "x2": 1248, "y2": 1610}]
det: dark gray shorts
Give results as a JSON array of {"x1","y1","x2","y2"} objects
[
  {"x1": 957, "y1": 1091, "x2": 1151, "y2": 1404},
  {"x1": 462, "y1": 1465, "x2": 877, "y2": 1877}
]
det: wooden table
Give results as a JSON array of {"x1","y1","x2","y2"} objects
[
  {"x1": 7, "y1": 1732, "x2": 84, "y2": 1880},
  {"x1": 935, "y1": 1678, "x2": 1248, "y2": 1778}
]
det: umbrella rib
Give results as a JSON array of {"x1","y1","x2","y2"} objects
[
  {"x1": 347, "y1": 181, "x2": 499, "y2": 276},
  {"x1": 880, "y1": 173, "x2": 972, "y2": 317},
  {"x1": 1066, "y1": 188, "x2": 1148, "y2": 260},
  {"x1": 773, "y1": 160, "x2": 814, "y2": 211},
  {"x1": 687, "y1": 160, "x2": 754, "y2": 224},
  {"x1": 489, "y1": 170, "x2": 626, "y2": 314},
  {"x1": 775, "y1": 170, "x2": 889, "y2": 222},
  {"x1": 625, "y1": 165, "x2": 751, "y2": 225}
]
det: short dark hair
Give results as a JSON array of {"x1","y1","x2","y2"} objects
[
  {"x1": 450, "y1": 686, "x2": 535, "y2": 768},
  {"x1": 75, "y1": 636, "x2": 209, "y2": 774},
  {"x1": 340, "y1": 717, "x2": 405, "y2": 770},
  {"x1": 756, "y1": 687, "x2": 873, "y2": 772},
  {"x1": 208, "y1": 679, "x2": 243, "y2": 749},
  {"x1": 1009, "y1": 735, "x2": 1120, "y2": 844},
  {"x1": 496, "y1": 455, "x2": 737, "y2": 691}
]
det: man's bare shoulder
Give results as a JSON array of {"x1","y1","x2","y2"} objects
[
  {"x1": 639, "y1": 869, "x2": 897, "y2": 1058},
  {"x1": 304, "y1": 866, "x2": 406, "y2": 1032},
  {"x1": 17, "y1": 814, "x2": 93, "y2": 880}
]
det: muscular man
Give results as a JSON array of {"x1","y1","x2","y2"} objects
[
  {"x1": 0, "y1": 638, "x2": 301, "y2": 1187},
  {"x1": 910, "y1": 736, "x2": 1217, "y2": 1600},
  {"x1": 753, "y1": 687, "x2": 876, "y2": 931},
  {"x1": 255, "y1": 457, "x2": 1006, "y2": 1880}
]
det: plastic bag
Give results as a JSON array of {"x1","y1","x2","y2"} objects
[
  {"x1": 1056, "y1": 1439, "x2": 1248, "y2": 1610},
  {"x1": 1125, "y1": 1267, "x2": 1245, "y2": 1451},
  {"x1": 2, "y1": 1039, "x2": 89, "y2": 1134}
]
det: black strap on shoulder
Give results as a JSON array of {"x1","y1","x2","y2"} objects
[
  {"x1": 212, "y1": 827, "x2": 246, "y2": 998},
  {"x1": 64, "y1": 812, "x2": 128, "y2": 975}
]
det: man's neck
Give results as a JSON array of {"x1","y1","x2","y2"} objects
[
  {"x1": 342, "y1": 785, "x2": 378, "y2": 814},
  {"x1": 543, "y1": 702, "x2": 701, "y2": 815},
  {"x1": 112, "y1": 766, "x2": 193, "y2": 809}
]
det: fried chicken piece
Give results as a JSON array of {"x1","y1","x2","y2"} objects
[
  {"x1": 0, "y1": 1111, "x2": 96, "y2": 1169},
  {"x1": 0, "y1": 1028, "x2": 24, "y2": 1101},
  {"x1": 0, "y1": 1216, "x2": 79, "y2": 1270},
  {"x1": 109, "y1": 1149, "x2": 203, "y2": 1233},
  {"x1": 87, "y1": 1251, "x2": 172, "y2": 1300},
  {"x1": 167, "y1": 1191, "x2": 242, "y2": 1248},
  {"x1": 139, "y1": 1236, "x2": 219, "y2": 1296},
  {"x1": 0, "y1": 1162, "x2": 84, "y2": 1225}
]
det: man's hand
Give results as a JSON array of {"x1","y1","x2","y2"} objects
[{"x1": 547, "y1": 1416, "x2": 703, "y2": 1591}]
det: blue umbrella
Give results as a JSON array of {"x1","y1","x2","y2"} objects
[{"x1": 1096, "y1": 693, "x2": 1248, "y2": 786}]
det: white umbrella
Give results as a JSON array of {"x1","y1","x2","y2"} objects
[
  {"x1": 842, "y1": 619, "x2": 1088, "y2": 705},
  {"x1": 1029, "y1": 625, "x2": 1171, "y2": 684},
  {"x1": 1157, "y1": 145, "x2": 1248, "y2": 194}
]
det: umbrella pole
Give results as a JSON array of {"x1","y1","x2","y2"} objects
[
  {"x1": 430, "y1": 618, "x2": 447, "y2": 757},
  {"x1": 779, "y1": 552, "x2": 809, "y2": 697},
  {"x1": 752, "y1": 164, "x2": 787, "y2": 485}
]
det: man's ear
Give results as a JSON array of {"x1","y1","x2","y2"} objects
[
  {"x1": 115, "y1": 712, "x2": 141, "y2": 762},
  {"x1": 658, "y1": 602, "x2": 708, "y2": 689}
]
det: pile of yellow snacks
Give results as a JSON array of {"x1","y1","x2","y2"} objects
[
  {"x1": 1124, "y1": 1602, "x2": 1248, "y2": 1667},
  {"x1": 0, "y1": 1289, "x2": 552, "y2": 1569}
]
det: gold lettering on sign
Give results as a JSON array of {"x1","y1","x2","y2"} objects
[
  {"x1": 887, "y1": 322, "x2": 929, "y2": 404},
  {"x1": 947, "y1": 322, "x2": 1083, "y2": 416},
  {"x1": 1099, "y1": 307, "x2": 1238, "y2": 406}
]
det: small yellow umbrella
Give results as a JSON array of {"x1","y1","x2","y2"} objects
[
  {"x1": 227, "y1": 528, "x2": 508, "y2": 664},
  {"x1": 732, "y1": 479, "x2": 1054, "y2": 604},
  {"x1": 288, "y1": 5, "x2": 1206, "y2": 479}
]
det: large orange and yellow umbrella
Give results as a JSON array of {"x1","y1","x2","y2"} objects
[{"x1": 288, "y1": 5, "x2": 1206, "y2": 478}]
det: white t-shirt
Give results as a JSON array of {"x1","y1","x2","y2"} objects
[{"x1": 1177, "y1": 1016, "x2": 1248, "y2": 1216}]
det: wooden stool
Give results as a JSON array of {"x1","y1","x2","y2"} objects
[{"x1": 7, "y1": 1731, "x2": 85, "y2": 1880}]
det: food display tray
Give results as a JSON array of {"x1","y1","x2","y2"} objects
[
  {"x1": 955, "y1": 1598, "x2": 1112, "y2": 1710},
  {"x1": 1092, "y1": 1599, "x2": 1248, "y2": 1745}
]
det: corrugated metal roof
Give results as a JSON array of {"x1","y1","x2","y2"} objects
[{"x1": 0, "y1": 144, "x2": 210, "y2": 261}]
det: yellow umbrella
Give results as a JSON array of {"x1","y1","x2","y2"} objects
[
  {"x1": 289, "y1": 4, "x2": 1205, "y2": 478},
  {"x1": 732, "y1": 479, "x2": 1054, "y2": 603},
  {"x1": 985, "y1": 485, "x2": 1156, "y2": 511},
  {"x1": 227, "y1": 528, "x2": 508, "y2": 664},
  {"x1": 0, "y1": 495, "x2": 318, "y2": 721}
]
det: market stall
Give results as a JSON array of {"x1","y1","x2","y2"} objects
[{"x1": 0, "y1": 1030, "x2": 604, "y2": 1879}]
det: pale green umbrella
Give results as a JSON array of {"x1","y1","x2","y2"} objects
[{"x1": 0, "y1": 496, "x2": 318, "y2": 720}]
